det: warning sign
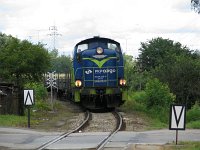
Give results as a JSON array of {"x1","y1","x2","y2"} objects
[
  {"x1": 169, "y1": 104, "x2": 186, "y2": 130},
  {"x1": 24, "y1": 90, "x2": 34, "y2": 106}
]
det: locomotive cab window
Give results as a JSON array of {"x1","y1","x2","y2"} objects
[
  {"x1": 77, "y1": 44, "x2": 88, "y2": 53},
  {"x1": 108, "y1": 43, "x2": 120, "y2": 52},
  {"x1": 88, "y1": 42, "x2": 107, "y2": 49}
]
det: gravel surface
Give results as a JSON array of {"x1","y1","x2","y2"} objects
[
  {"x1": 31, "y1": 100, "x2": 148, "y2": 132},
  {"x1": 82, "y1": 112, "x2": 117, "y2": 132},
  {"x1": 121, "y1": 112, "x2": 148, "y2": 131},
  {"x1": 32, "y1": 100, "x2": 86, "y2": 132}
]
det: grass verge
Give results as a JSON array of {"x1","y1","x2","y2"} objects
[
  {"x1": 0, "y1": 100, "x2": 76, "y2": 130},
  {"x1": 166, "y1": 141, "x2": 200, "y2": 150},
  {"x1": 0, "y1": 115, "x2": 27, "y2": 127}
]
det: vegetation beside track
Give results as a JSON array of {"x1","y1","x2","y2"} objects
[
  {"x1": 123, "y1": 37, "x2": 200, "y2": 130},
  {"x1": 0, "y1": 115, "x2": 27, "y2": 127},
  {"x1": 0, "y1": 78, "x2": 199, "y2": 131},
  {"x1": 0, "y1": 100, "x2": 82, "y2": 131},
  {"x1": 0, "y1": 35, "x2": 200, "y2": 131},
  {"x1": 122, "y1": 90, "x2": 200, "y2": 129},
  {"x1": 0, "y1": 82, "x2": 82, "y2": 131}
]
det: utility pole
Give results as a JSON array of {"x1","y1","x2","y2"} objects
[
  {"x1": 126, "y1": 39, "x2": 127, "y2": 52},
  {"x1": 48, "y1": 25, "x2": 62, "y2": 50},
  {"x1": 36, "y1": 29, "x2": 42, "y2": 44}
]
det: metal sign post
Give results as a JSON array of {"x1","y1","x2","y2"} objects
[
  {"x1": 46, "y1": 71, "x2": 58, "y2": 110},
  {"x1": 27, "y1": 106, "x2": 31, "y2": 128},
  {"x1": 24, "y1": 89, "x2": 34, "y2": 128},
  {"x1": 169, "y1": 104, "x2": 186, "y2": 145}
]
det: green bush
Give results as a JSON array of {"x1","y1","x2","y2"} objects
[
  {"x1": 123, "y1": 79, "x2": 176, "y2": 123},
  {"x1": 141, "y1": 78, "x2": 175, "y2": 123},
  {"x1": 133, "y1": 91, "x2": 147, "y2": 104},
  {"x1": 122, "y1": 91, "x2": 146, "y2": 112},
  {"x1": 25, "y1": 82, "x2": 48, "y2": 100},
  {"x1": 34, "y1": 99, "x2": 51, "y2": 111},
  {"x1": 122, "y1": 99, "x2": 145, "y2": 112},
  {"x1": 122, "y1": 97, "x2": 135, "y2": 111},
  {"x1": 187, "y1": 102, "x2": 200, "y2": 122},
  {"x1": 144, "y1": 78, "x2": 175, "y2": 111},
  {"x1": 24, "y1": 82, "x2": 50, "y2": 111},
  {"x1": 24, "y1": 82, "x2": 47, "y2": 100},
  {"x1": 187, "y1": 121, "x2": 200, "y2": 129}
]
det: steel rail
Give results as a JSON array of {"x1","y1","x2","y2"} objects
[
  {"x1": 36, "y1": 110, "x2": 90, "y2": 150},
  {"x1": 96, "y1": 111, "x2": 123, "y2": 150}
]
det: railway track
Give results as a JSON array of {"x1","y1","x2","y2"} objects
[
  {"x1": 96, "y1": 111, "x2": 123, "y2": 150},
  {"x1": 36, "y1": 110, "x2": 91, "y2": 150},
  {"x1": 37, "y1": 110, "x2": 123, "y2": 150}
]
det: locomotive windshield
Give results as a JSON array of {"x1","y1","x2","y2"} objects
[
  {"x1": 76, "y1": 39, "x2": 121, "y2": 53},
  {"x1": 108, "y1": 43, "x2": 119, "y2": 51},
  {"x1": 77, "y1": 44, "x2": 88, "y2": 52}
]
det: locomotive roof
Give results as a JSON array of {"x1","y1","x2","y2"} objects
[{"x1": 75, "y1": 36, "x2": 120, "y2": 47}]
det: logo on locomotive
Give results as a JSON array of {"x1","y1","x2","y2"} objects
[
  {"x1": 84, "y1": 68, "x2": 116, "y2": 83},
  {"x1": 84, "y1": 68, "x2": 116, "y2": 75},
  {"x1": 94, "y1": 68, "x2": 116, "y2": 74},
  {"x1": 85, "y1": 69, "x2": 92, "y2": 74}
]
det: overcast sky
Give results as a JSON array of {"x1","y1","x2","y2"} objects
[{"x1": 0, "y1": 0, "x2": 199, "y2": 57}]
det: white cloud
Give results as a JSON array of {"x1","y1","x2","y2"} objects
[{"x1": 0, "y1": 0, "x2": 199, "y2": 57}]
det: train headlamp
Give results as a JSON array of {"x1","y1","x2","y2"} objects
[
  {"x1": 75, "y1": 80, "x2": 82, "y2": 87},
  {"x1": 96, "y1": 47, "x2": 103, "y2": 54},
  {"x1": 119, "y1": 79, "x2": 126, "y2": 86}
]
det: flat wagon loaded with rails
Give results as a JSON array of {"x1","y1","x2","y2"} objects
[{"x1": 47, "y1": 36, "x2": 127, "y2": 109}]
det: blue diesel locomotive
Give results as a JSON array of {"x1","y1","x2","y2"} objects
[{"x1": 72, "y1": 36, "x2": 126, "y2": 109}]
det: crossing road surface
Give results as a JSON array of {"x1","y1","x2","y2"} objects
[{"x1": 0, "y1": 127, "x2": 199, "y2": 149}]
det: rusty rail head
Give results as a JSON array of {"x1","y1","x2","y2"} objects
[{"x1": 97, "y1": 111, "x2": 123, "y2": 150}]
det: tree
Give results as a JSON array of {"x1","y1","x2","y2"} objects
[
  {"x1": 49, "y1": 49, "x2": 72, "y2": 73},
  {"x1": 123, "y1": 54, "x2": 150, "y2": 91},
  {"x1": 137, "y1": 37, "x2": 200, "y2": 108},
  {"x1": 153, "y1": 55, "x2": 200, "y2": 108},
  {"x1": 137, "y1": 37, "x2": 190, "y2": 72},
  {"x1": 0, "y1": 33, "x2": 51, "y2": 115},
  {"x1": 191, "y1": 0, "x2": 200, "y2": 13},
  {"x1": 0, "y1": 33, "x2": 51, "y2": 84},
  {"x1": 124, "y1": 54, "x2": 136, "y2": 89}
]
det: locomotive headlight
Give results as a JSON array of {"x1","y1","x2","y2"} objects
[
  {"x1": 119, "y1": 79, "x2": 126, "y2": 86},
  {"x1": 75, "y1": 80, "x2": 82, "y2": 87},
  {"x1": 96, "y1": 47, "x2": 103, "y2": 54}
]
